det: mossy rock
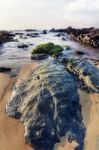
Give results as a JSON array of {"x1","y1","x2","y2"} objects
[{"x1": 32, "y1": 42, "x2": 63, "y2": 57}]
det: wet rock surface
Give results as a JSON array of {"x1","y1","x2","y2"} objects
[
  {"x1": 31, "y1": 54, "x2": 48, "y2": 60},
  {"x1": 64, "y1": 58, "x2": 99, "y2": 93},
  {"x1": 6, "y1": 60, "x2": 85, "y2": 150},
  {"x1": 0, "y1": 67, "x2": 11, "y2": 72},
  {"x1": 18, "y1": 44, "x2": 28, "y2": 49},
  {"x1": 0, "y1": 31, "x2": 15, "y2": 44},
  {"x1": 66, "y1": 27, "x2": 99, "y2": 48}
]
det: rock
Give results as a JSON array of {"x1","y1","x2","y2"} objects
[
  {"x1": 75, "y1": 50, "x2": 85, "y2": 55},
  {"x1": 43, "y1": 30, "x2": 47, "y2": 34},
  {"x1": 32, "y1": 42, "x2": 63, "y2": 58},
  {"x1": 25, "y1": 29, "x2": 37, "y2": 32},
  {"x1": 0, "y1": 31, "x2": 15, "y2": 44},
  {"x1": 6, "y1": 61, "x2": 85, "y2": 150},
  {"x1": 65, "y1": 59, "x2": 99, "y2": 93},
  {"x1": 62, "y1": 37, "x2": 66, "y2": 41},
  {"x1": 15, "y1": 32, "x2": 24, "y2": 36},
  {"x1": 50, "y1": 28, "x2": 66, "y2": 33},
  {"x1": 0, "y1": 67, "x2": 11, "y2": 72},
  {"x1": 66, "y1": 27, "x2": 99, "y2": 48},
  {"x1": 18, "y1": 44, "x2": 28, "y2": 49},
  {"x1": 64, "y1": 45, "x2": 71, "y2": 50},
  {"x1": 27, "y1": 33, "x2": 40, "y2": 38},
  {"x1": 31, "y1": 54, "x2": 48, "y2": 60},
  {"x1": 55, "y1": 34, "x2": 61, "y2": 37},
  {"x1": 55, "y1": 33, "x2": 66, "y2": 38}
]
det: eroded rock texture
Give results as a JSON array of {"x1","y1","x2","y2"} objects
[
  {"x1": 6, "y1": 61, "x2": 85, "y2": 150},
  {"x1": 64, "y1": 59, "x2": 99, "y2": 93}
]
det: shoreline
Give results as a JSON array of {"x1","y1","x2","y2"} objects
[
  {"x1": 0, "y1": 65, "x2": 34, "y2": 150},
  {"x1": 0, "y1": 63, "x2": 99, "y2": 150}
]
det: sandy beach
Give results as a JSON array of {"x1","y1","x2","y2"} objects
[
  {"x1": 79, "y1": 90, "x2": 99, "y2": 150},
  {"x1": 0, "y1": 65, "x2": 35, "y2": 150},
  {"x1": 0, "y1": 64, "x2": 99, "y2": 150}
]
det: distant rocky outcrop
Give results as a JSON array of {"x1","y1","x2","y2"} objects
[
  {"x1": 6, "y1": 61, "x2": 85, "y2": 150},
  {"x1": 0, "y1": 31, "x2": 15, "y2": 44},
  {"x1": 66, "y1": 27, "x2": 99, "y2": 48},
  {"x1": 27, "y1": 32, "x2": 40, "y2": 38},
  {"x1": 50, "y1": 27, "x2": 99, "y2": 48}
]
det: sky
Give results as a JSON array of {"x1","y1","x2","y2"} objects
[{"x1": 0, "y1": 0, "x2": 99, "y2": 30}]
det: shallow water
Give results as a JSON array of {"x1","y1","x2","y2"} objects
[{"x1": 0, "y1": 30, "x2": 99, "y2": 68}]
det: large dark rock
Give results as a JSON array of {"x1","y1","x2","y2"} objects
[
  {"x1": 6, "y1": 61, "x2": 85, "y2": 150},
  {"x1": 0, "y1": 31, "x2": 15, "y2": 44},
  {"x1": 0, "y1": 67, "x2": 11, "y2": 72},
  {"x1": 31, "y1": 43, "x2": 63, "y2": 58},
  {"x1": 18, "y1": 44, "x2": 28, "y2": 49}
]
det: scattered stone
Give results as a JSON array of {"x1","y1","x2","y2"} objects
[
  {"x1": 75, "y1": 50, "x2": 85, "y2": 55},
  {"x1": 62, "y1": 37, "x2": 66, "y2": 41},
  {"x1": 43, "y1": 30, "x2": 47, "y2": 34},
  {"x1": 55, "y1": 34, "x2": 61, "y2": 37},
  {"x1": 15, "y1": 32, "x2": 24, "y2": 36},
  {"x1": 0, "y1": 67, "x2": 11, "y2": 72},
  {"x1": 25, "y1": 29, "x2": 37, "y2": 32},
  {"x1": 64, "y1": 45, "x2": 71, "y2": 50},
  {"x1": 18, "y1": 44, "x2": 28, "y2": 49},
  {"x1": 27, "y1": 33, "x2": 40, "y2": 38}
]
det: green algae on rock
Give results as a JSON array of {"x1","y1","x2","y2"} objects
[{"x1": 32, "y1": 42, "x2": 63, "y2": 58}]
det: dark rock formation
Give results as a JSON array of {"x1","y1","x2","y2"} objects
[
  {"x1": 6, "y1": 61, "x2": 85, "y2": 150},
  {"x1": 0, "y1": 67, "x2": 11, "y2": 72},
  {"x1": 25, "y1": 29, "x2": 37, "y2": 32},
  {"x1": 75, "y1": 50, "x2": 86, "y2": 55},
  {"x1": 31, "y1": 54, "x2": 48, "y2": 60},
  {"x1": 42, "y1": 30, "x2": 47, "y2": 34},
  {"x1": 27, "y1": 33, "x2": 40, "y2": 38},
  {"x1": 18, "y1": 44, "x2": 28, "y2": 49},
  {"x1": 15, "y1": 32, "x2": 24, "y2": 36},
  {"x1": 66, "y1": 27, "x2": 99, "y2": 48},
  {"x1": 50, "y1": 28, "x2": 66, "y2": 33},
  {"x1": 64, "y1": 59, "x2": 99, "y2": 93},
  {"x1": 0, "y1": 31, "x2": 15, "y2": 44}
]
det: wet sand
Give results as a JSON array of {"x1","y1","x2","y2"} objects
[
  {"x1": 0, "y1": 73, "x2": 10, "y2": 99},
  {"x1": 0, "y1": 66, "x2": 35, "y2": 150},
  {"x1": 85, "y1": 93, "x2": 99, "y2": 150},
  {"x1": 0, "y1": 64, "x2": 99, "y2": 150},
  {"x1": 79, "y1": 90, "x2": 99, "y2": 150}
]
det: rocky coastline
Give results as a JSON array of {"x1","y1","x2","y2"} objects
[
  {"x1": 5, "y1": 41, "x2": 99, "y2": 150},
  {"x1": 0, "y1": 28, "x2": 99, "y2": 150},
  {"x1": 50, "y1": 27, "x2": 99, "y2": 48}
]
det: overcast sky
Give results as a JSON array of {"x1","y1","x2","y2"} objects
[{"x1": 0, "y1": 0, "x2": 99, "y2": 29}]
